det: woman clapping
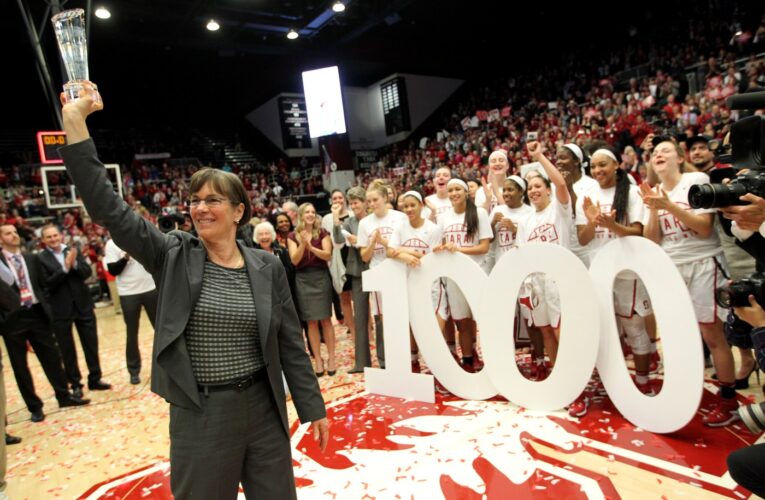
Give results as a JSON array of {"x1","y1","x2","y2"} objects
[{"x1": 288, "y1": 203, "x2": 336, "y2": 376}]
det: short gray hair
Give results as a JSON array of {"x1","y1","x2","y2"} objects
[
  {"x1": 253, "y1": 221, "x2": 276, "y2": 242},
  {"x1": 346, "y1": 186, "x2": 366, "y2": 202}
]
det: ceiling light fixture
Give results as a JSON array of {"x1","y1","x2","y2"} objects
[
  {"x1": 332, "y1": 1, "x2": 345, "y2": 13},
  {"x1": 94, "y1": 7, "x2": 111, "y2": 19},
  {"x1": 287, "y1": 29, "x2": 299, "y2": 40},
  {"x1": 206, "y1": 19, "x2": 220, "y2": 31}
]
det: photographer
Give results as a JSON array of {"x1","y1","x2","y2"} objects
[
  {"x1": 157, "y1": 209, "x2": 187, "y2": 235},
  {"x1": 722, "y1": 191, "x2": 765, "y2": 265},
  {"x1": 727, "y1": 295, "x2": 765, "y2": 498}
]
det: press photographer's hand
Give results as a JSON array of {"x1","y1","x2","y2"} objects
[
  {"x1": 733, "y1": 294, "x2": 765, "y2": 328},
  {"x1": 721, "y1": 193, "x2": 765, "y2": 231}
]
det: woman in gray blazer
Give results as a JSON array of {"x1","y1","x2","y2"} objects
[{"x1": 58, "y1": 84, "x2": 328, "y2": 499}]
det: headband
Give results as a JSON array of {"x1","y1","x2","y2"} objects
[
  {"x1": 592, "y1": 148, "x2": 619, "y2": 163},
  {"x1": 562, "y1": 143, "x2": 584, "y2": 164},
  {"x1": 489, "y1": 149, "x2": 508, "y2": 161},
  {"x1": 506, "y1": 175, "x2": 527, "y2": 192},
  {"x1": 402, "y1": 190, "x2": 423, "y2": 203},
  {"x1": 447, "y1": 178, "x2": 469, "y2": 191}
]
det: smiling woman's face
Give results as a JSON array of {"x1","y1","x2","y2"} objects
[
  {"x1": 651, "y1": 141, "x2": 682, "y2": 177},
  {"x1": 190, "y1": 183, "x2": 243, "y2": 243}
]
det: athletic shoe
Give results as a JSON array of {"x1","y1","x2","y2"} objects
[
  {"x1": 530, "y1": 362, "x2": 549, "y2": 381},
  {"x1": 472, "y1": 355, "x2": 484, "y2": 372},
  {"x1": 568, "y1": 395, "x2": 590, "y2": 418},
  {"x1": 434, "y1": 379, "x2": 451, "y2": 396},
  {"x1": 703, "y1": 397, "x2": 741, "y2": 427}
]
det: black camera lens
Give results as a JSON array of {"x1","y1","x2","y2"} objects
[
  {"x1": 715, "y1": 287, "x2": 733, "y2": 309},
  {"x1": 158, "y1": 216, "x2": 176, "y2": 233},
  {"x1": 716, "y1": 283, "x2": 756, "y2": 308},
  {"x1": 688, "y1": 182, "x2": 748, "y2": 209}
]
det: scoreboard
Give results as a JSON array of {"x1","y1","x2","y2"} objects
[
  {"x1": 37, "y1": 131, "x2": 67, "y2": 164},
  {"x1": 278, "y1": 96, "x2": 311, "y2": 150}
]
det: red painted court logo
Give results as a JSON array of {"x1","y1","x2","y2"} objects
[
  {"x1": 79, "y1": 386, "x2": 757, "y2": 499},
  {"x1": 290, "y1": 388, "x2": 756, "y2": 499}
]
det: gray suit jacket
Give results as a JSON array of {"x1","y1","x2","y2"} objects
[
  {"x1": 60, "y1": 139, "x2": 326, "y2": 434},
  {"x1": 332, "y1": 215, "x2": 368, "y2": 277}
]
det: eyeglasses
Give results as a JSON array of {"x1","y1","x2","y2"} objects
[{"x1": 189, "y1": 196, "x2": 230, "y2": 208}]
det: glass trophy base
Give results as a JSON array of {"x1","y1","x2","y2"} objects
[{"x1": 62, "y1": 81, "x2": 100, "y2": 104}]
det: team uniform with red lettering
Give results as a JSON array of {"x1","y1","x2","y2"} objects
[
  {"x1": 488, "y1": 204, "x2": 533, "y2": 269},
  {"x1": 642, "y1": 172, "x2": 727, "y2": 323},
  {"x1": 568, "y1": 175, "x2": 600, "y2": 265},
  {"x1": 475, "y1": 188, "x2": 500, "y2": 214},
  {"x1": 358, "y1": 210, "x2": 408, "y2": 315},
  {"x1": 515, "y1": 199, "x2": 572, "y2": 327},
  {"x1": 389, "y1": 219, "x2": 447, "y2": 319},
  {"x1": 576, "y1": 184, "x2": 652, "y2": 318},
  {"x1": 437, "y1": 207, "x2": 493, "y2": 320},
  {"x1": 424, "y1": 194, "x2": 453, "y2": 218}
]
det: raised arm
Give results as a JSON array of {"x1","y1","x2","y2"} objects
[
  {"x1": 58, "y1": 83, "x2": 171, "y2": 275},
  {"x1": 527, "y1": 141, "x2": 570, "y2": 206}
]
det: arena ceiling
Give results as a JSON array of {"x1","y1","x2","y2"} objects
[{"x1": 7, "y1": 0, "x2": 762, "y2": 129}]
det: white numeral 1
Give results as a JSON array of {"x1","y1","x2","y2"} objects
[{"x1": 363, "y1": 259, "x2": 435, "y2": 402}]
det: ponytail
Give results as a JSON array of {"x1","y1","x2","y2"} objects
[
  {"x1": 465, "y1": 195, "x2": 479, "y2": 239},
  {"x1": 613, "y1": 169, "x2": 631, "y2": 224}
]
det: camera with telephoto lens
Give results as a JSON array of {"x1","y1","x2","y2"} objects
[
  {"x1": 687, "y1": 91, "x2": 765, "y2": 209},
  {"x1": 715, "y1": 272, "x2": 765, "y2": 309},
  {"x1": 158, "y1": 209, "x2": 185, "y2": 234},
  {"x1": 688, "y1": 170, "x2": 765, "y2": 209}
]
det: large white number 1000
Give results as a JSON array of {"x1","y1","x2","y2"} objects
[{"x1": 363, "y1": 237, "x2": 703, "y2": 434}]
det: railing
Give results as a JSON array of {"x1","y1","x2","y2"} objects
[
  {"x1": 613, "y1": 62, "x2": 655, "y2": 86},
  {"x1": 683, "y1": 52, "x2": 765, "y2": 99}
]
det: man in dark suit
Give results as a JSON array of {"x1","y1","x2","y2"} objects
[
  {"x1": 0, "y1": 224, "x2": 90, "y2": 422},
  {"x1": 37, "y1": 224, "x2": 110, "y2": 397}
]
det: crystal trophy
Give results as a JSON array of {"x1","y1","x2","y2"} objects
[{"x1": 51, "y1": 9, "x2": 100, "y2": 103}]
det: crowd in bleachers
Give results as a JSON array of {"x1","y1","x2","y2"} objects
[
  {"x1": 0, "y1": 10, "x2": 762, "y2": 314},
  {"x1": 1, "y1": 12, "x2": 763, "y2": 241},
  {"x1": 363, "y1": 27, "x2": 765, "y2": 200}
]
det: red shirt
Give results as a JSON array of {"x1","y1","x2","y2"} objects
[{"x1": 288, "y1": 229, "x2": 329, "y2": 270}]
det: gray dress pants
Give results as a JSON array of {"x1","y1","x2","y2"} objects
[{"x1": 169, "y1": 376, "x2": 296, "y2": 499}]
